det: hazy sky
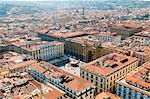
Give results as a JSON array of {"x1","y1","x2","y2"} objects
[
  {"x1": 0, "y1": 0, "x2": 101, "y2": 1},
  {"x1": 0, "y1": 0, "x2": 71, "y2": 1},
  {"x1": 1, "y1": 0, "x2": 103, "y2": 1},
  {"x1": 0, "y1": 0, "x2": 78, "y2": 1}
]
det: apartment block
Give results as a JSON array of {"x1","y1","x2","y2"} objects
[
  {"x1": 116, "y1": 62, "x2": 150, "y2": 99},
  {"x1": 28, "y1": 61, "x2": 95, "y2": 99},
  {"x1": 110, "y1": 24, "x2": 143, "y2": 39},
  {"x1": 0, "y1": 72, "x2": 66, "y2": 99},
  {"x1": 0, "y1": 51, "x2": 36, "y2": 79},
  {"x1": 9, "y1": 38, "x2": 64, "y2": 61},
  {"x1": 80, "y1": 53, "x2": 139, "y2": 94},
  {"x1": 96, "y1": 32, "x2": 121, "y2": 44},
  {"x1": 125, "y1": 30, "x2": 150, "y2": 46}
]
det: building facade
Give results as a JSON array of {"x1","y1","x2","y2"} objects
[
  {"x1": 28, "y1": 61, "x2": 95, "y2": 99},
  {"x1": 126, "y1": 30, "x2": 150, "y2": 46},
  {"x1": 80, "y1": 53, "x2": 139, "y2": 94},
  {"x1": 103, "y1": 44, "x2": 150, "y2": 65},
  {"x1": 38, "y1": 31, "x2": 109, "y2": 63},
  {"x1": 110, "y1": 24, "x2": 143, "y2": 39},
  {"x1": 116, "y1": 62, "x2": 150, "y2": 99},
  {"x1": 0, "y1": 51, "x2": 36, "y2": 79},
  {"x1": 96, "y1": 33, "x2": 121, "y2": 44},
  {"x1": 10, "y1": 39, "x2": 64, "y2": 61},
  {"x1": 65, "y1": 36, "x2": 113, "y2": 62}
]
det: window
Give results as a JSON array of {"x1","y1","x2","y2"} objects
[
  {"x1": 106, "y1": 79, "x2": 108, "y2": 83},
  {"x1": 101, "y1": 79, "x2": 103, "y2": 82},
  {"x1": 90, "y1": 96, "x2": 92, "y2": 99},
  {"x1": 90, "y1": 91, "x2": 92, "y2": 94},
  {"x1": 99, "y1": 89, "x2": 102, "y2": 93},
  {"x1": 91, "y1": 75, "x2": 93, "y2": 78},
  {"x1": 86, "y1": 78, "x2": 89, "y2": 80},
  {"x1": 96, "y1": 76, "x2": 98, "y2": 80},
  {"x1": 107, "y1": 84, "x2": 109, "y2": 88},
  {"x1": 95, "y1": 82, "x2": 98, "y2": 86},
  {"x1": 82, "y1": 71, "x2": 84, "y2": 75},
  {"x1": 101, "y1": 84, "x2": 103, "y2": 88},
  {"x1": 95, "y1": 88, "x2": 98, "y2": 92},
  {"x1": 110, "y1": 82, "x2": 112, "y2": 86}
]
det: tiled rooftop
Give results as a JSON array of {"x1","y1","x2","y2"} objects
[
  {"x1": 96, "y1": 32, "x2": 120, "y2": 38},
  {"x1": 11, "y1": 38, "x2": 64, "y2": 51},
  {"x1": 0, "y1": 52, "x2": 36, "y2": 72},
  {"x1": 0, "y1": 72, "x2": 64, "y2": 99},
  {"x1": 46, "y1": 30, "x2": 98, "y2": 38},
  {"x1": 81, "y1": 53, "x2": 138, "y2": 76},
  {"x1": 95, "y1": 92, "x2": 120, "y2": 99},
  {"x1": 69, "y1": 36, "x2": 103, "y2": 47},
  {"x1": 111, "y1": 24, "x2": 142, "y2": 30},
  {"x1": 135, "y1": 30, "x2": 150, "y2": 37},
  {"x1": 50, "y1": 31, "x2": 85, "y2": 38},
  {"x1": 31, "y1": 61, "x2": 93, "y2": 92},
  {"x1": 117, "y1": 62, "x2": 150, "y2": 96},
  {"x1": 116, "y1": 46, "x2": 150, "y2": 56}
]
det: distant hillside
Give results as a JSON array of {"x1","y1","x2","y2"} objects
[
  {"x1": 0, "y1": 4, "x2": 12, "y2": 16},
  {"x1": 21, "y1": 0, "x2": 150, "y2": 10},
  {"x1": 1, "y1": 0, "x2": 150, "y2": 17},
  {"x1": 0, "y1": 3, "x2": 41, "y2": 17}
]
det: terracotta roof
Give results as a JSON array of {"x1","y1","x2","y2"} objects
[
  {"x1": 10, "y1": 60, "x2": 37, "y2": 70},
  {"x1": 117, "y1": 62, "x2": 150, "y2": 96},
  {"x1": 43, "y1": 85, "x2": 64, "y2": 99},
  {"x1": 50, "y1": 31, "x2": 85, "y2": 38},
  {"x1": 95, "y1": 92, "x2": 120, "y2": 99},
  {"x1": 125, "y1": 62, "x2": 150, "y2": 89},
  {"x1": 30, "y1": 63, "x2": 47, "y2": 73},
  {"x1": 96, "y1": 33, "x2": 119, "y2": 38},
  {"x1": 30, "y1": 80, "x2": 64, "y2": 99},
  {"x1": 81, "y1": 53, "x2": 138, "y2": 76},
  {"x1": 126, "y1": 76, "x2": 150, "y2": 88},
  {"x1": 36, "y1": 61, "x2": 93, "y2": 92},
  {"x1": 14, "y1": 96, "x2": 22, "y2": 99}
]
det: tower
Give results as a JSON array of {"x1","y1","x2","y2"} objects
[
  {"x1": 52, "y1": 16, "x2": 56, "y2": 25},
  {"x1": 82, "y1": 5, "x2": 85, "y2": 19},
  {"x1": 83, "y1": 5, "x2": 84, "y2": 16}
]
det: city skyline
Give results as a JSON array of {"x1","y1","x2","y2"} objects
[{"x1": 0, "y1": 0, "x2": 150, "y2": 99}]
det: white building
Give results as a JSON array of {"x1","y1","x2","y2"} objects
[
  {"x1": 10, "y1": 39, "x2": 64, "y2": 61},
  {"x1": 27, "y1": 41, "x2": 64, "y2": 61}
]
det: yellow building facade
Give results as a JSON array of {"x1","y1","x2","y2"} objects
[{"x1": 80, "y1": 53, "x2": 139, "y2": 94}]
